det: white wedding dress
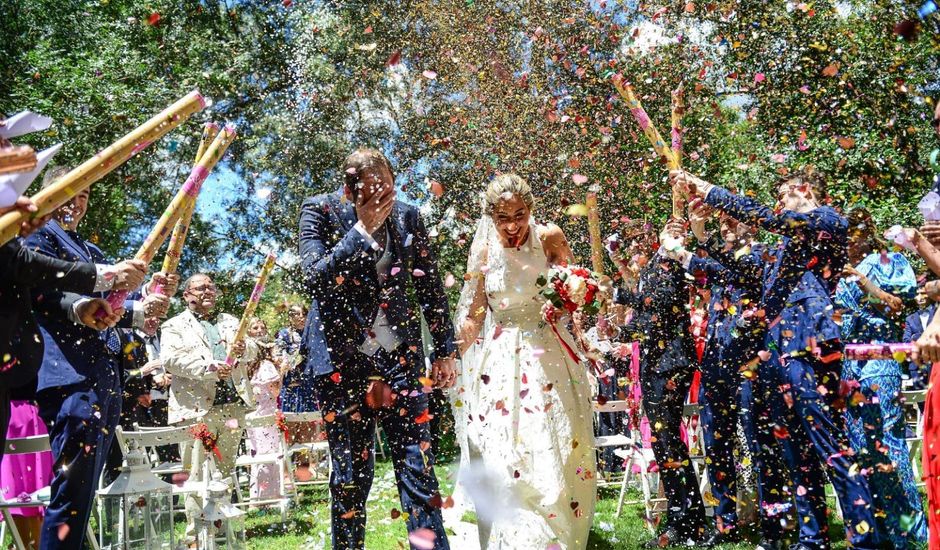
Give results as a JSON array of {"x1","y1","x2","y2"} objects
[{"x1": 451, "y1": 221, "x2": 597, "y2": 550}]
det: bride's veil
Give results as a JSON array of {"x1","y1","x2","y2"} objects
[{"x1": 445, "y1": 211, "x2": 498, "y2": 538}]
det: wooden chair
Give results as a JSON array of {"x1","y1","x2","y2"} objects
[{"x1": 0, "y1": 435, "x2": 99, "y2": 550}]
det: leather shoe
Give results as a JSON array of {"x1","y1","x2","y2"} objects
[
  {"x1": 788, "y1": 544, "x2": 814, "y2": 550},
  {"x1": 755, "y1": 540, "x2": 784, "y2": 550}
]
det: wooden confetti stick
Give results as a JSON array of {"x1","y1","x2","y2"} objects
[
  {"x1": 102, "y1": 125, "x2": 235, "y2": 314},
  {"x1": 586, "y1": 191, "x2": 605, "y2": 275},
  {"x1": 0, "y1": 90, "x2": 206, "y2": 246},
  {"x1": 153, "y1": 122, "x2": 221, "y2": 295},
  {"x1": 225, "y1": 253, "x2": 277, "y2": 365},
  {"x1": 612, "y1": 75, "x2": 684, "y2": 218},
  {"x1": 670, "y1": 85, "x2": 685, "y2": 219}
]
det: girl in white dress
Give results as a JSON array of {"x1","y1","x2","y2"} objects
[{"x1": 453, "y1": 174, "x2": 597, "y2": 549}]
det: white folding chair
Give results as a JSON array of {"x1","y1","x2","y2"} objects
[
  {"x1": 902, "y1": 389, "x2": 927, "y2": 487},
  {"x1": 232, "y1": 413, "x2": 296, "y2": 519},
  {"x1": 593, "y1": 399, "x2": 634, "y2": 487},
  {"x1": 682, "y1": 402, "x2": 712, "y2": 503},
  {"x1": 282, "y1": 412, "x2": 330, "y2": 486},
  {"x1": 116, "y1": 424, "x2": 204, "y2": 517},
  {"x1": 0, "y1": 435, "x2": 99, "y2": 550}
]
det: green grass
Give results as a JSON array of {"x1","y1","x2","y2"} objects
[{"x1": 234, "y1": 460, "x2": 854, "y2": 550}]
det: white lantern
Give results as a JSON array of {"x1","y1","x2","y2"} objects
[
  {"x1": 97, "y1": 443, "x2": 176, "y2": 550},
  {"x1": 197, "y1": 479, "x2": 246, "y2": 550}
]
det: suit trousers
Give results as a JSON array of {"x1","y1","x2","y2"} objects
[
  {"x1": 640, "y1": 364, "x2": 706, "y2": 538},
  {"x1": 178, "y1": 403, "x2": 248, "y2": 541},
  {"x1": 314, "y1": 348, "x2": 449, "y2": 550},
  {"x1": 38, "y1": 366, "x2": 121, "y2": 550},
  {"x1": 765, "y1": 348, "x2": 884, "y2": 549}
]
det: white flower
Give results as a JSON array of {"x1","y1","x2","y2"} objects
[{"x1": 565, "y1": 274, "x2": 589, "y2": 306}]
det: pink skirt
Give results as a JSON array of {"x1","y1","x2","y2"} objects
[{"x1": 1, "y1": 401, "x2": 52, "y2": 517}]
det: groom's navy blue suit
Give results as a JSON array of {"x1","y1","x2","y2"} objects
[{"x1": 299, "y1": 189, "x2": 455, "y2": 550}]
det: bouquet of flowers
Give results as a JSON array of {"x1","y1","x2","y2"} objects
[
  {"x1": 190, "y1": 423, "x2": 222, "y2": 461},
  {"x1": 537, "y1": 265, "x2": 610, "y2": 378},
  {"x1": 536, "y1": 265, "x2": 607, "y2": 321}
]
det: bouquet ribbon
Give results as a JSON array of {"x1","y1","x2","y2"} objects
[{"x1": 190, "y1": 423, "x2": 222, "y2": 461}]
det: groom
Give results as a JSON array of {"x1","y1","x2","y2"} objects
[{"x1": 298, "y1": 147, "x2": 457, "y2": 550}]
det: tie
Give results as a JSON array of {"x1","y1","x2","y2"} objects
[
  {"x1": 199, "y1": 320, "x2": 227, "y2": 361},
  {"x1": 105, "y1": 329, "x2": 121, "y2": 355}
]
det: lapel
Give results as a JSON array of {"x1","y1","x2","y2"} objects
[
  {"x1": 183, "y1": 309, "x2": 211, "y2": 349},
  {"x1": 333, "y1": 190, "x2": 357, "y2": 233},
  {"x1": 49, "y1": 220, "x2": 93, "y2": 262}
]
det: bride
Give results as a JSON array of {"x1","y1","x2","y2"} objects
[{"x1": 452, "y1": 174, "x2": 597, "y2": 549}]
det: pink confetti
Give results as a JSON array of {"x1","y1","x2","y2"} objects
[
  {"x1": 412, "y1": 268, "x2": 426, "y2": 277},
  {"x1": 390, "y1": 266, "x2": 401, "y2": 276},
  {"x1": 422, "y1": 70, "x2": 438, "y2": 80},
  {"x1": 753, "y1": 72, "x2": 766, "y2": 84},
  {"x1": 571, "y1": 173, "x2": 588, "y2": 185},
  {"x1": 224, "y1": 418, "x2": 239, "y2": 430},
  {"x1": 408, "y1": 528, "x2": 436, "y2": 550}
]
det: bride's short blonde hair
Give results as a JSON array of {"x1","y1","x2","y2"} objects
[{"x1": 483, "y1": 173, "x2": 535, "y2": 215}]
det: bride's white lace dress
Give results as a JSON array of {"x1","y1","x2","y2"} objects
[{"x1": 453, "y1": 222, "x2": 597, "y2": 550}]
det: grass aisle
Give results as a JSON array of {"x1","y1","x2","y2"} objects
[{"x1": 242, "y1": 460, "x2": 849, "y2": 549}]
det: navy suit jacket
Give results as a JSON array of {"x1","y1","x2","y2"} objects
[
  {"x1": 688, "y1": 240, "x2": 766, "y2": 368},
  {"x1": 298, "y1": 191, "x2": 456, "y2": 380},
  {"x1": 615, "y1": 255, "x2": 696, "y2": 375},
  {"x1": 24, "y1": 220, "x2": 138, "y2": 391},
  {"x1": 0, "y1": 239, "x2": 98, "y2": 390},
  {"x1": 704, "y1": 187, "x2": 847, "y2": 356},
  {"x1": 904, "y1": 304, "x2": 937, "y2": 343}
]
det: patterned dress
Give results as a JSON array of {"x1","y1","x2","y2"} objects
[
  {"x1": 835, "y1": 251, "x2": 927, "y2": 548},
  {"x1": 276, "y1": 327, "x2": 318, "y2": 412}
]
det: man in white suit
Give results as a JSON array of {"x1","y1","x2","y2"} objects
[{"x1": 160, "y1": 272, "x2": 258, "y2": 543}]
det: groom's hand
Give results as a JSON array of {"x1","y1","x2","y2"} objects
[
  {"x1": 431, "y1": 355, "x2": 457, "y2": 389},
  {"x1": 355, "y1": 185, "x2": 394, "y2": 235}
]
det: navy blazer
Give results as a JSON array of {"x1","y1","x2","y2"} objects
[
  {"x1": 688, "y1": 240, "x2": 766, "y2": 367},
  {"x1": 24, "y1": 220, "x2": 138, "y2": 391},
  {"x1": 904, "y1": 305, "x2": 937, "y2": 344},
  {"x1": 0, "y1": 240, "x2": 98, "y2": 390},
  {"x1": 704, "y1": 187, "x2": 847, "y2": 356},
  {"x1": 705, "y1": 187, "x2": 848, "y2": 354},
  {"x1": 298, "y1": 191, "x2": 456, "y2": 379},
  {"x1": 615, "y1": 255, "x2": 696, "y2": 375}
]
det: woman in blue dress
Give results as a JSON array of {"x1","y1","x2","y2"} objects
[
  {"x1": 835, "y1": 208, "x2": 927, "y2": 548},
  {"x1": 277, "y1": 303, "x2": 316, "y2": 412}
]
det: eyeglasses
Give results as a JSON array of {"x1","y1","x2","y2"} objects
[{"x1": 188, "y1": 284, "x2": 217, "y2": 294}]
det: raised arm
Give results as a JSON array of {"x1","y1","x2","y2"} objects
[{"x1": 298, "y1": 197, "x2": 373, "y2": 297}]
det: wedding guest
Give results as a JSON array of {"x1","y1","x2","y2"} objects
[
  {"x1": 160, "y1": 272, "x2": 258, "y2": 544},
  {"x1": 277, "y1": 303, "x2": 313, "y2": 411},
  {"x1": 298, "y1": 148, "x2": 455, "y2": 549},
  {"x1": 671, "y1": 205, "x2": 792, "y2": 549},
  {"x1": 834, "y1": 208, "x2": 926, "y2": 547},
  {"x1": 672, "y1": 168, "x2": 886, "y2": 549},
  {"x1": 0, "y1": 196, "x2": 130, "y2": 459},
  {"x1": 904, "y1": 282, "x2": 940, "y2": 388},
  {"x1": 584, "y1": 306, "x2": 631, "y2": 474},
  {"x1": 246, "y1": 317, "x2": 284, "y2": 506},
  {"x1": 24, "y1": 176, "x2": 168, "y2": 550},
  {"x1": 613, "y1": 225, "x2": 706, "y2": 547}
]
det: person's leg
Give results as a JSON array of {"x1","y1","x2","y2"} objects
[
  {"x1": 851, "y1": 374, "x2": 928, "y2": 547},
  {"x1": 37, "y1": 382, "x2": 112, "y2": 550},
  {"x1": 784, "y1": 354, "x2": 883, "y2": 549},
  {"x1": 314, "y1": 367, "x2": 375, "y2": 550},
  {"x1": 213, "y1": 404, "x2": 247, "y2": 479},
  {"x1": 744, "y1": 366, "x2": 795, "y2": 544},
  {"x1": 641, "y1": 367, "x2": 705, "y2": 540},
  {"x1": 698, "y1": 356, "x2": 739, "y2": 534},
  {"x1": 381, "y1": 388, "x2": 450, "y2": 550}
]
